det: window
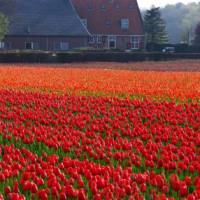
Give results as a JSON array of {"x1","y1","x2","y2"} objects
[
  {"x1": 3, "y1": 42, "x2": 12, "y2": 49},
  {"x1": 25, "y1": 42, "x2": 34, "y2": 50},
  {"x1": 115, "y1": 4, "x2": 120, "y2": 9},
  {"x1": 81, "y1": 18, "x2": 87, "y2": 28},
  {"x1": 34, "y1": 43, "x2": 39, "y2": 50},
  {"x1": 0, "y1": 42, "x2": 5, "y2": 49},
  {"x1": 121, "y1": 19, "x2": 129, "y2": 29},
  {"x1": 54, "y1": 42, "x2": 69, "y2": 51},
  {"x1": 97, "y1": 36, "x2": 102, "y2": 44},
  {"x1": 88, "y1": 36, "x2": 95, "y2": 44},
  {"x1": 54, "y1": 42, "x2": 60, "y2": 50},
  {"x1": 100, "y1": 4, "x2": 106, "y2": 11},
  {"x1": 108, "y1": 36, "x2": 116, "y2": 48},
  {"x1": 131, "y1": 36, "x2": 140, "y2": 49},
  {"x1": 88, "y1": 35, "x2": 102, "y2": 44},
  {"x1": 25, "y1": 42, "x2": 39, "y2": 50},
  {"x1": 26, "y1": 26, "x2": 31, "y2": 34},
  {"x1": 105, "y1": 20, "x2": 112, "y2": 27},
  {"x1": 60, "y1": 42, "x2": 69, "y2": 50},
  {"x1": 88, "y1": 4, "x2": 93, "y2": 11},
  {"x1": 128, "y1": 3, "x2": 135, "y2": 10}
]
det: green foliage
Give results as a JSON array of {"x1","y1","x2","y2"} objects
[
  {"x1": 142, "y1": 3, "x2": 200, "y2": 43},
  {"x1": 0, "y1": 12, "x2": 8, "y2": 41},
  {"x1": 160, "y1": 3, "x2": 200, "y2": 43},
  {"x1": 144, "y1": 7, "x2": 168, "y2": 44}
]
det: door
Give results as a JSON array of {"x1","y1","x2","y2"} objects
[{"x1": 108, "y1": 36, "x2": 116, "y2": 49}]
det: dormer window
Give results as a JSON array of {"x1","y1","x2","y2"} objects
[
  {"x1": 26, "y1": 26, "x2": 31, "y2": 34},
  {"x1": 100, "y1": 4, "x2": 106, "y2": 11},
  {"x1": 121, "y1": 19, "x2": 129, "y2": 29}
]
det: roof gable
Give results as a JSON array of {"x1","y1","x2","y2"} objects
[
  {"x1": 0, "y1": 0, "x2": 89, "y2": 36},
  {"x1": 72, "y1": 0, "x2": 144, "y2": 35}
]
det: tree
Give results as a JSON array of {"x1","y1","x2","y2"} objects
[
  {"x1": 144, "y1": 7, "x2": 168, "y2": 44},
  {"x1": 0, "y1": 0, "x2": 11, "y2": 42},
  {"x1": 194, "y1": 22, "x2": 200, "y2": 45},
  {"x1": 0, "y1": 12, "x2": 8, "y2": 41},
  {"x1": 160, "y1": 3, "x2": 187, "y2": 43},
  {"x1": 159, "y1": 2, "x2": 200, "y2": 43}
]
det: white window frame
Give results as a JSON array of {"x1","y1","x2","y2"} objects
[
  {"x1": 88, "y1": 35, "x2": 103, "y2": 44},
  {"x1": 108, "y1": 35, "x2": 117, "y2": 49},
  {"x1": 25, "y1": 42, "x2": 34, "y2": 50},
  {"x1": 121, "y1": 19, "x2": 129, "y2": 29},
  {"x1": 88, "y1": 36, "x2": 96, "y2": 44},
  {"x1": 0, "y1": 42, "x2": 5, "y2": 49},
  {"x1": 54, "y1": 42, "x2": 69, "y2": 51},
  {"x1": 60, "y1": 42, "x2": 69, "y2": 50},
  {"x1": 97, "y1": 35, "x2": 102, "y2": 44},
  {"x1": 130, "y1": 36, "x2": 140, "y2": 49}
]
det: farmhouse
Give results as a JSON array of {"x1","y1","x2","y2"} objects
[
  {"x1": 72, "y1": 0, "x2": 145, "y2": 50},
  {"x1": 0, "y1": 0, "x2": 145, "y2": 51},
  {"x1": 0, "y1": 0, "x2": 89, "y2": 51}
]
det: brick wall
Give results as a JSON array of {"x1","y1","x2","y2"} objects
[
  {"x1": 88, "y1": 35, "x2": 145, "y2": 50},
  {"x1": 3, "y1": 36, "x2": 88, "y2": 50}
]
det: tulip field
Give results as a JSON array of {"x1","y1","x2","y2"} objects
[{"x1": 0, "y1": 62, "x2": 200, "y2": 200}]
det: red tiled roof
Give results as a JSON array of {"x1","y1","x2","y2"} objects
[{"x1": 72, "y1": 0, "x2": 144, "y2": 35}]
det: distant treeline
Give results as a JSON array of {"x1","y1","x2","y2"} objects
[{"x1": 142, "y1": 2, "x2": 200, "y2": 43}]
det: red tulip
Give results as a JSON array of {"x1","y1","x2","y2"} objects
[
  {"x1": 4, "y1": 186, "x2": 11, "y2": 194},
  {"x1": 78, "y1": 189, "x2": 87, "y2": 200},
  {"x1": 185, "y1": 176, "x2": 192, "y2": 186},
  {"x1": 30, "y1": 182, "x2": 38, "y2": 193},
  {"x1": 140, "y1": 183, "x2": 147, "y2": 193},
  {"x1": 179, "y1": 183, "x2": 188, "y2": 197},
  {"x1": 187, "y1": 194, "x2": 196, "y2": 200}
]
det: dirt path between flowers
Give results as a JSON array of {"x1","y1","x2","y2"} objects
[{"x1": 0, "y1": 60, "x2": 200, "y2": 71}]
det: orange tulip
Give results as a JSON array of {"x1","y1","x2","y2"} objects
[{"x1": 0, "y1": 62, "x2": 199, "y2": 102}]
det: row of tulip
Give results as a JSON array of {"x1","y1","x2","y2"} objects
[
  {"x1": 0, "y1": 90, "x2": 199, "y2": 199},
  {"x1": 0, "y1": 67, "x2": 199, "y2": 102},
  {"x1": 1, "y1": 143, "x2": 199, "y2": 200}
]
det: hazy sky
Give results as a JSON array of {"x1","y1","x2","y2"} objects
[{"x1": 138, "y1": 0, "x2": 200, "y2": 9}]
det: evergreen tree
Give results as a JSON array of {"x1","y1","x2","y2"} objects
[
  {"x1": 0, "y1": 12, "x2": 8, "y2": 41},
  {"x1": 144, "y1": 7, "x2": 168, "y2": 44},
  {"x1": 194, "y1": 22, "x2": 200, "y2": 45}
]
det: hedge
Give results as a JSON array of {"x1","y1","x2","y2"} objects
[
  {"x1": 0, "y1": 51, "x2": 200, "y2": 63},
  {"x1": 146, "y1": 43, "x2": 200, "y2": 53}
]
